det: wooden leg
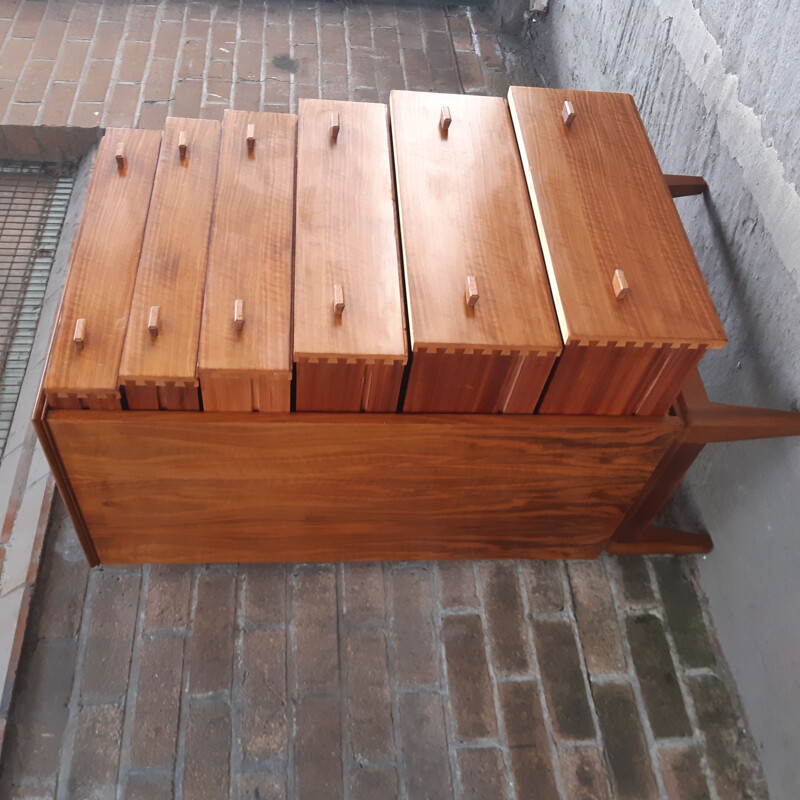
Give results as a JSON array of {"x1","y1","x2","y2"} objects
[
  {"x1": 663, "y1": 174, "x2": 707, "y2": 197},
  {"x1": 684, "y1": 402, "x2": 800, "y2": 443},
  {"x1": 607, "y1": 527, "x2": 712, "y2": 556},
  {"x1": 606, "y1": 439, "x2": 710, "y2": 555}
]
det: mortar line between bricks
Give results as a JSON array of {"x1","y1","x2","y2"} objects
[
  {"x1": 173, "y1": 565, "x2": 201, "y2": 800},
  {"x1": 34, "y1": 8, "x2": 75, "y2": 128},
  {"x1": 396, "y1": 19, "x2": 409, "y2": 90},
  {"x1": 229, "y1": 566, "x2": 246, "y2": 800},
  {"x1": 343, "y1": 5, "x2": 354, "y2": 101},
  {"x1": 515, "y1": 560, "x2": 568, "y2": 800},
  {"x1": 286, "y1": 566, "x2": 297, "y2": 799},
  {"x1": 606, "y1": 558, "x2": 670, "y2": 800},
  {"x1": 100, "y1": 3, "x2": 133, "y2": 128},
  {"x1": 563, "y1": 563, "x2": 606, "y2": 744},
  {"x1": 473, "y1": 564, "x2": 517, "y2": 800},
  {"x1": 53, "y1": 566, "x2": 99, "y2": 800},
  {"x1": 336, "y1": 563, "x2": 351, "y2": 797},
  {"x1": 288, "y1": 1, "x2": 295, "y2": 113},
  {"x1": 114, "y1": 564, "x2": 150, "y2": 800},
  {"x1": 644, "y1": 558, "x2": 722, "y2": 800},
  {"x1": 250, "y1": 0, "x2": 265, "y2": 111},
  {"x1": 314, "y1": 4, "x2": 323, "y2": 101},
  {"x1": 65, "y1": 1, "x2": 101, "y2": 129},
  {"x1": 133, "y1": 3, "x2": 165, "y2": 128},
  {"x1": 385, "y1": 563, "x2": 409, "y2": 800},
  {"x1": 443, "y1": 13, "x2": 466, "y2": 95},
  {"x1": 201, "y1": 5, "x2": 216, "y2": 113},
  {"x1": 168, "y1": 4, "x2": 191, "y2": 118},
  {"x1": 431, "y1": 563, "x2": 459, "y2": 800}
]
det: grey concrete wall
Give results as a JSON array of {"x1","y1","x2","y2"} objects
[{"x1": 525, "y1": 1, "x2": 800, "y2": 795}]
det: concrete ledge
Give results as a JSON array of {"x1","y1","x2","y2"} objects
[{"x1": 0, "y1": 124, "x2": 101, "y2": 163}]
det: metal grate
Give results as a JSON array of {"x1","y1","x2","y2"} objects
[{"x1": 0, "y1": 162, "x2": 75, "y2": 460}]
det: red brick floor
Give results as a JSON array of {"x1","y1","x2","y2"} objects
[{"x1": 0, "y1": 0, "x2": 523, "y2": 160}]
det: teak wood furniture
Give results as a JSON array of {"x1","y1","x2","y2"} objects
[{"x1": 34, "y1": 91, "x2": 800, "y2": 567}]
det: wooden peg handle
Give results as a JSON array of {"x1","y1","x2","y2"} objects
[
  {"x1": 465, "y1": 275, "x2": 479, "y2": 308},
  {"x1": 440, "y1": 106, "x2": 452, "y2": 132},
  {"x1": 73, "y1": 318, "x2": 86, "y2": 350},
  {"x1": 613, "y1": 269, "x2": 631, "y2": 300},
  {"x1": 562, "y1": 100, "x2": 576, "y2": 127},
  {"x1": 246, "y1": 124, "x2": 255, "y2": 152},
  {"x1": 148, "y1": 305, "x2": 160, "y2": 336},
  {"x1": 115, "y1": 142, "x2": 126, "y2": 171},
  {"x1": 330, "y1": 112, "x2": 340, "y2": 141},
  {"x1": 234, "y1": 298, "x2": 245, "y2": 331},
  {"x1": 333, "y1": 284, "x2": 345, "y2": 316},
  {"x1": 178, "y1": 130, "x2": 188, "y2": 159}
]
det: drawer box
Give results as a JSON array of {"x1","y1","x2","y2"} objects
[
  {"x1": 118, "y1": 117, "x2": 221, "y2": 411},
  {"x1": 390, "y1": 91, "x2": 562, "y2": 413},
  {"x1": 508, "y1": 87, "x2": 726, "y2": 415},
  {"x1": 43, "y1": 129, "x2": 162, "y2": 410},
  {"x1": 293, "y1": 99, "x2": 407, "y2": 412},
  {"x1": 198, "y1": 110, "x2": 296, "y2": 412}
]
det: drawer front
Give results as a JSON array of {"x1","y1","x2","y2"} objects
[
  {"x1": 508, "y1": 86, "x2": 726, "y2": 351},
  {"x1": 390, "y1": 91, "x2": 562, "y2": 414},
  {"x1": 294, "y1": 99, "x2": 407, "y2": 412},
  {"x1": 198, "y1": 110, "x2": 297, "y2": 412},
  {"x1": 118, "y1": 117, "x2": 221, "y2": 410},
  {"x1": 43, "y1": 129, "x2": 162, "y2": 410}
]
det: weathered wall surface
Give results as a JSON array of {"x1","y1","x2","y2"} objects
[{"x1": 525, "y1": 1, "x2": 800, "y2": 795}]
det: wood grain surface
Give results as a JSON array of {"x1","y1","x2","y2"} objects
[
  {"x1": 118, "y1": 117, "x2": 221, "y2": 409},
  {"x1": 45, "y1": 410, "x2": 679, "y2": 564},
  {"x1": 390, "y1": 91, "x2": 562, "y2": 355},
  {"x1": 390, "y1": 91, "x2": 561, "y2": 413},
  {"x1": 294, "y1": 99, "x2": 407, "y2": 411},
  {"x1": 198, "y1": 110, "x2": 296, "y2": 412},
  {"x1": 43, "y1": 129, "x2": 162, "y2": 409},
  {"x1": 508, "y1": 87, "x2": 726, "y2": 350}
]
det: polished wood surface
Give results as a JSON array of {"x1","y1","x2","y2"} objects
[
  {"x1": 43, "y1": 129, "x2": 162, "y2": 409},
  {"x1": 391, "y1": 91, "x2": 561, "y2": 355},
  {"x1": 508, "y1": 87, "x2": 726, "y2": 350},
  {"x1": 540, "y1": 343, "x2": 705, "y2": 416},
  {"x1": 294, "y1": 99, "x2": 406, "y2": 411},
  {"x1": 45, "y1": 410, "x2": 678, "y2": 564},
  {"x1": 198, "y1": 110, "x2": 296, "y2": 412},
  {"x1": 118, "y1": 117, "x2": 221, "y2": 409}
]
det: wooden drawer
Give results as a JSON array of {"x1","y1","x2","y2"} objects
[
  {"x1": 118, "y1": 117, "x2": 221, "y2": 410},
  {"x1": 43, "y1": 129, "x2": 162, "y2": 410},
  {"x1": 390, "y1": 91, "x2": 562, "y2": 413},
  {"x1": 508, "y1": 87, "x2": 726, "y2": 415},
  {"x1": 198, "y1": 110, "x2": 296, "y2": 412},
  {"x1": 293, "y1": 99, "x2": 407, "y2": 412}
]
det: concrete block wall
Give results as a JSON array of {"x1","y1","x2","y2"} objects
[{"x1": 525, "y1": 1, "x2": 800, "y2": 796}]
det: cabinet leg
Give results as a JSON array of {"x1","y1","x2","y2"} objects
[
  {"x1": 663, "y1": 174, "x2": 707, "y2": 197},
  {"x1": 606, "y1": 526, "x2": 712, "y2": 556}
]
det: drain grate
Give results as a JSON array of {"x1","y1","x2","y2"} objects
[{"x1": 0, "y1": 162, "x2": 74, "y2": 460}]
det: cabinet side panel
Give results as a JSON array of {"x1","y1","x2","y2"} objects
[{"x1": 295, "y1": 361, "x2": 365, "y2": 412}]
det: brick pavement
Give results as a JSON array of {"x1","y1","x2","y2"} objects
[
  {"x1": 0, "y1": 496, "x2": 768, "y2": 799},
  {"x1": 0, "y1": 0, "x2": 519, "y2": 160},
  {"x1": 0, "y1": 0, "x2": 770, "y2": 797}
]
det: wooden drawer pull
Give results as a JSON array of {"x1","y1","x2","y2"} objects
[
  {"x1": 612, "y1": 269, "x2": 631, "y2": 300},
  {"x1": 246, "y1": 124, "x2": 255, "y2": 153},
  {"x1": 115, "y1": 142, "x2": 126, "y2": 172},
  {"x1": 330, "y1": 112, "x2": 340, "y2": 141},
  {"x1": 333, "y1": 284, "x2": 345, "y2": 316},
  {"x1": 465, "y1": 275, "x2": 479, "y2": 307},
  {"x1": 440, "y1": 106, "x2": 452, "y2": 132},
  {"x1": 148, "y1": 305, "x2": 160, "y2": 337},
  {"x1": 562, "y1": 100, "x2": 576, "y2": 127},
  {"x1": 73, "y1": 318, "x2": 86, "y2": 350},
  {"x1": 234, "y1": 298, "x2": 245, "y2": 331},
  {"x1": 178, "y1": 130, "x2": 188, "y2": 160}
]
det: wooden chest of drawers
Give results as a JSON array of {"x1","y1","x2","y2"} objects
[{"x1": 34, "y1": 94, "x2": 800, "y2": 566}]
